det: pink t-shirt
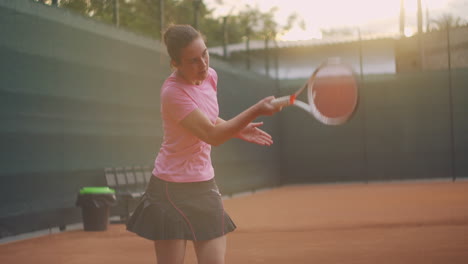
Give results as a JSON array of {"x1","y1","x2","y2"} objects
[{"x1": 152, "y1": 67, "x2": 219, "y2": 182}]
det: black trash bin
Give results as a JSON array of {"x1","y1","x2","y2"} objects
[{"x1": 76, "y1": 187, "x2": 116, "y2": 231}]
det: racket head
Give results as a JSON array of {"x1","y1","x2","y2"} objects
[{"x1": 304, "y1": 58, "x2": 358, "y2": 125}]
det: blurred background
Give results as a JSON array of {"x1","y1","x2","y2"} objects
[
  {"x1": 1, "y1": 0, "x2": 467, "y2": 240},
  {"x1": 33, "y1": 0, "x2": 468, "y2": 77}
]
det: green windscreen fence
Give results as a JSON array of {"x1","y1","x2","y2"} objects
[{"x1": 279, "y1": 69, "x2": 468, "y2": 184}]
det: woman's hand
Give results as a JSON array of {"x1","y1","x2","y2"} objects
[
  {"x1": 255, "y1": 96, "x2": 283, "y2": 116},
  {"x1": 236, "y1": 122, "x2": 273, "y2": 146}
]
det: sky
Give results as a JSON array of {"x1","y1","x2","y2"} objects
[{"x1": 204, "y1": 0, "x2": 468, "y2": 40}]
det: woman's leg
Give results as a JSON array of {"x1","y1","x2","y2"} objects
[
  {"x1": 193, "y1": 235, "x2": 227, "y2": 264},
  {"x1": 154, "y1": 240, "x2": 187, "y2": 264}
]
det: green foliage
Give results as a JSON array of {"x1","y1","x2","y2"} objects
[
  {"x1": 430, "y1": 13, "x2": 467, "y2": 31},
  {"x1": 57, "y1": 0, "x2": 301, "y2": 47},
  {"x1": 59, "y1": 0, "x2": 216, "y2": 41}
]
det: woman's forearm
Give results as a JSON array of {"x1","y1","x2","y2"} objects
[{"x1": 181, "y1": 97, "x2": 278, "y2": 146}]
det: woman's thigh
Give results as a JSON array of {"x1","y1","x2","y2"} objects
[
  {"x1": 193, "y1": 235, "x2": 227, "y2": 264},
  {"x1": 154, "y1": 239, "x2": 187, "y2": 264}
]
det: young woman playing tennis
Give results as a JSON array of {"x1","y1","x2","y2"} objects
[{"x1": 126, "y1": 24, "x2": 282, "y2": 264}]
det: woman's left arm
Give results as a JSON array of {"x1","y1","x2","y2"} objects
[{"x1": 216, "y1": 118, "x2": 273, "y2": 146}]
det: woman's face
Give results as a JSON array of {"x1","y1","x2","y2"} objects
[{"x1": 174, "y1": 37, "x2": 210, "y2": 85}]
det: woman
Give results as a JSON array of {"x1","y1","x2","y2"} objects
[{"x1": 126, "y1": 24, "x2": 281, "y2": 264}]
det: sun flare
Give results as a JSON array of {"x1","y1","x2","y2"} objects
[{"x1": 208, "y1": 0, "x2": 454, "y2": 41}]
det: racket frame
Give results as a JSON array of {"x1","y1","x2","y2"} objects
[{"x1": 272, "y1": 58, "x2": 358, "y2": 125}]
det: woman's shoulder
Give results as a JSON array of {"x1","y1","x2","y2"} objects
[
  {"x1": 208, "y1": 67, "x2": 217, "y2": 80},
  {"x1": 207, "y1": 67, "x2": 218, "y2": 88},
  {"x1": 161, "y1": 77, "x2": 185, "y2": 100}
]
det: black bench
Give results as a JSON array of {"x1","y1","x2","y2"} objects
[{"x1": 104, "y1": 165, "x2": 153, "y2": 221}]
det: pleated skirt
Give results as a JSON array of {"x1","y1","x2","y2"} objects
[{"x1": 126, "y1": 176, "x2": 236, "y2": 241}]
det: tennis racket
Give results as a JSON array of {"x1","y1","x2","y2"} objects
[{"x1": 272, "y1": 58, "x2": 358, "y2": 125}]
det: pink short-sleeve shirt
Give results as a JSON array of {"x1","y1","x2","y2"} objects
[{"x1": 153, "y1": 67, "x2": 219, "y2": 182}]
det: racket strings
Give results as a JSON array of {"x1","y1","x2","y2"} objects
[{"x1": 308, "y1": 65, "x2": 358, "y2": 124}]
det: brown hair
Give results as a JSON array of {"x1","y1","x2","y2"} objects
[{"x1": 163, "y1": 24, "x2": 202, "y2": 64}]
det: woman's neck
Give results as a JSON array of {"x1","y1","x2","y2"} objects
[{"x1": 176, "y1": 71, "x2": 201, "y2": 85}]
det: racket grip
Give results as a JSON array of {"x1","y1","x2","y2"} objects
[{"x1": 271, "y1": 96, "x2": 292, "y2": 107}]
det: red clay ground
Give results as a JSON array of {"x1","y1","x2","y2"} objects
[{"x1": 1, "y1": 180, "x2": 468, "y2": 264}]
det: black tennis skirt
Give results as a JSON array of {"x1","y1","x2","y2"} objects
[{"x1": 126, "y1": 176, "x2": 236, "y2": 241}]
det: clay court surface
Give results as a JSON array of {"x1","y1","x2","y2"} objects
[{"x1": 1, "y1": 180, "x2": 468, "y2": 264}]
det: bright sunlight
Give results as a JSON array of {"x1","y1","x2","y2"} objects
[{"x1": 207, "y1": 0, "x2": 453, "y2": 41}]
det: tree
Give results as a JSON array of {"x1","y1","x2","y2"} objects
[
  {"x1": 59, "y1": 0, "x2": 214, "y2": 39},
  {"x1": 430, "y1": 13, "x2": 466, "y2": 31},
  {"x1": 254, "y1": 8, "x2": 301, "y2": 75},
  {"x1": 57, "y1": 0, "x2": 301, "y2": 50}
]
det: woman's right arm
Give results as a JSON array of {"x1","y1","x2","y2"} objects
[{"x1": 179, "y1": 96, "x2": 281, "y2": 146}]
